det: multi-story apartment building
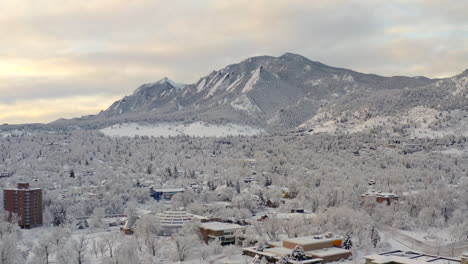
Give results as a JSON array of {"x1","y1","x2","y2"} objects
[{"x1": 3, "y1": 183, "x2": 43, "y2": 228}]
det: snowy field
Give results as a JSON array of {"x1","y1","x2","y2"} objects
[{"x1": 100, "y1": 122, "x2": 265, "y2": 138}]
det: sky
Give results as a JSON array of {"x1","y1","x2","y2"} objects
[{"x1": 1, "y1": 0, "x2": 467, "y2": 124}]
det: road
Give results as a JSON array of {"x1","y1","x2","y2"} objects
[{"x1": 377, "y1": 224, "x2": 468, "y2": 257}]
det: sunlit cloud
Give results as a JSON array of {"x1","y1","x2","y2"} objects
[
  {"x1": 0, "y1": 0, "x2": 466, "y2": 124},
  {"x1": 0, "y1": 95, "x2": 122, "y2": 124},
  {"x1": 0, "y1": 58, "x2": 78, "y2": 77}
]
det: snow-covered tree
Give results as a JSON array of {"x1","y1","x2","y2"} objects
[
  {"x1": 370, "y1": 227, "x2": 381, "y2": 248},
  {"x1": 344, "y1": 233, "x2": 353, "y2": 250},
  {"x1": 291, "y1": 245, "x2": 307, "y2": 261},
  {"x1": 89, "y1": 207, "x2": 105, "y2": 228},
  {"x1": 32, "y1": 237, "x2": 54, "y2": 264},
  {"x1": 134, "y1": 215, "x2": 161, "y2": 256},
  {"x1": 171, "y1": 224, "x2": 199, "y2": 262}
]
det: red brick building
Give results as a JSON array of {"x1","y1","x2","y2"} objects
[{"x1": 3, "y1": 183, "x2": 43, "y2": 228}]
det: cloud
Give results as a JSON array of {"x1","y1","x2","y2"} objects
[
  {"x1": 0, "y1": 94, "x2": 121, "y2": 124},
  {"x1": 0, "y1": 0, "x2": 467, "y2": 123}
]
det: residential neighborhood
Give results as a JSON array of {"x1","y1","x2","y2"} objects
[{"x1": 1, "y1": 1, "x2": 467, "y2": 262}]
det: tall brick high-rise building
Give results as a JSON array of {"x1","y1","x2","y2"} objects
[{"x1": 3, "y1": 183, "x2": 43, "y2": 228}]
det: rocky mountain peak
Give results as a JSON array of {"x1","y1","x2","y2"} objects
[
  {"x1": 279, "y1": 52, "x2": 306, "y2": 60},
  {"x1": 58, "y1": 53, "x2": 466, "y2": 132}
]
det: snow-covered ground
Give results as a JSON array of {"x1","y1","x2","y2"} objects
[
  {"x1": 0, "y1": 129, "x2": 32, "y2": 138},
  {"x1": 438, "y1": 148, "x2": 467, "y2": 156},
  {"x1": 100, "y1": 122, "x2": 265, "y2": 138},
  {"x1": 302, "y1": 107, "x2": 468, "y2": 138},
  {"x1": 2, "y1": 128, "x2": 466, "y2": 264}
]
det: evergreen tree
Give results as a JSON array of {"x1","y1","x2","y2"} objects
[
  {"x1": 370, "y1": 226, "x2": 381, "y2": 248},
  {"x1": 291, "y1": 245, "x2": 307, "y2": 260},
  {"x1": 344, "y1": 233, "x2": 353, "y2": 250}
]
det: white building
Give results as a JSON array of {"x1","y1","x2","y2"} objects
[
  {"x1": 365, "y1": 251, "x2": 466, "y2": 264},
  {"x1": 156, "y1": 211, "x2": 194, "y2": 229}
]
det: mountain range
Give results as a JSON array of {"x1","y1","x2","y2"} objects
[{"x1": 51, "y1": 52, "x2": 468, "y2": 135}]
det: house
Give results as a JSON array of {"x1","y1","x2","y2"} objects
[
  {"x1": 150, "y1": 187, "x2": 184, "y2": 201},
  {"x1": 0, "y1": 172, "x2": 11, "y2": 178},
  {"x1": 121, "y1": 215, "x2": 139, "y2": 235},
  {"x1": 290, "y1": 208, "x2": 305, "y2": 213},
  {"x1": 257, "y1": 211, "x2": 314, "y2": 222},
  {"x1": 365, "y1": 250, "x2": 466, "y2": 264},
  {"x1": 266, "y1": 199, "x2": 280, "y2": 208},
  {"x1": 3, "y1": 183, "x2": 43, "y2": 228},
  {"x1": 243, "y1": 233, "x2": 352, "y2": 263},
  {"x1": 188, "y1": 182, "x2": 201, "y2": 192},
  {"x1": 361, "y1": 189, "x2": 399, "y2": 205},
  {"x1": 199, "y1": 222, "x2": 247, "y2": 245},
  {"x1": 244, "y1": 176, "x2": 257, "y2": 183}
]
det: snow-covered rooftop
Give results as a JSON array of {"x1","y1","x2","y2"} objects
[
  {"x1": 242, "y1": 247, "x2": 277, "y2": 258},
  {"x1": 152, "y1": 188, "x2": 185, "y2": 192},
  {"x1": 3, "y1": 187, "x2": 42, "y2": 191},
  {"x1": 264, "y1": 246, "x2": 292, "y2": 256},
  {"x1": 361, "y1": 189, "x2": 399, "y2": 198},
  {"x1": 263, "y1": 212, "x2": 315, "y2": 220},
  {"x1": 306, "y1": 247, "x2": 351, "y2": 257},
  {"x1": 284, "y1": 234, "x2": 343, "y2": 245},
  {"x1": 199, "y1": 222, "x2": 246, "y2": 231},
  {"x1": 366, "y1": 251, "x2": 462, "y2": 264}
]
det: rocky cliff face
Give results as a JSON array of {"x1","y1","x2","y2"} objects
[{"x1": 54, "y1": 53, "x2": 467, "y2": 133}]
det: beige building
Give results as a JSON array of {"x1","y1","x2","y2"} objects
[
  {"x1": 199, "y1": 222, "x2": 247, "y2": 245},
  {"x1": 243, "y1": 233, "x2": 352, "y2": 263}
]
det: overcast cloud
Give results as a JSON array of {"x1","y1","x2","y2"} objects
[{"x1": 0, "y1": 0, "x2": 467, "y2": 124}]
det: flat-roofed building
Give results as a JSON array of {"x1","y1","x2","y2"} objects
[
  {"x1": 244, "y1": 176, "x2": 257, "y2": 183},
  {"x1": 307, "y1": 247, "x2": 353, "y2": 262},
  {"x1": 199, "y1": 222, "x2": 247, "y2": 245},
  {"x1": 0, "y1": 172, "x2": 11, "y2": 178},
  {"x1": 243, "y1": 233, "x2": 352, "y2": 263},
  {"x1": 282, "y1": 233, "x2": 344, "y2": 251},
  {"x1": 461, "y1": 253, "x2": 467, "y2": 264},
  {"x1": 361, "y1": 189, "x2": 399, "y2": 205},
  {"x1": 365, "y1": 250, "x2": 463, "y2": 264},
  {"x1": 3, "y1": 183, "x2": 42, "y2": 228},
  {"x1": 150, "y1": 187, "x2": 184, "y2": 201}
]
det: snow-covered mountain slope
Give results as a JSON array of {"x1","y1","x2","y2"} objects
[
  {"x1": 52, "y1": 53, "x2": 468, "y2": 135},
  {"x1": 301, "y1": 106, "x2": 468, "y2": 138},
  {"x1": 100, "y1": 77, "x2": 184, "y2": 117}
]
